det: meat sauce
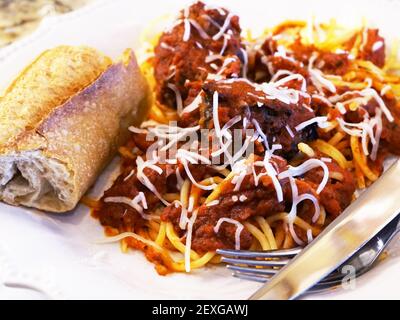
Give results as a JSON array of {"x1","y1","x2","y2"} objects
[
  {"x1": 153, "y1": 1, "x2": 244, "y2": 109},
  {"x1": 201, "y1": 80, "x2": 317, "y2": 157},
  {"x1": 359, "y1": 28, "x2": 385, "y2": 68}
]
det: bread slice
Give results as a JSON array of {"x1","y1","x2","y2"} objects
[{"x1": 0, "y1": 46, "x2": 148, "y2": 212}]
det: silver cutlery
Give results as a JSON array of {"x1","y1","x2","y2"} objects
[
  {"x1": 217, "y1": 160, "x2": 400, "y2": 299},
  {"x1": 245, "y1": 160, "x2": 400, "y2": 299},
  {"x1": 217, "y1": 213, "x2": 400, "y2": 294}
]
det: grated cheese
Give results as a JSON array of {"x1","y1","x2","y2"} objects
[
  {"x1": 104, "y1": 193, "x2": 159, "y2": 221},
  {"x1": 181, "y1": 92, "x2": 203, "y2": 114},
  {"x1": 212, "y1": 13, "x2": 234, "y2": 40},
  {"x1": 295, "y1": 116, "x2": 329, "y2": 131},
  {"x1": 167, "y1": 83, "x2": 183, "y2": 114},
  {"x1": 279, "y1": 158, "x2": 329, "y2": 194},
  {"x1": 214, "y1": 218, "x2": 244, "y2": 250}
]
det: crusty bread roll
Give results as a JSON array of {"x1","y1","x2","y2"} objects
[{"x1": 0, "y1": 46, "x2": 148, "y2": 212}]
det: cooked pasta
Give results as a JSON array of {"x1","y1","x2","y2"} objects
[{"x1": 86, "y1": 1, "x2": 400, "y2": 275}]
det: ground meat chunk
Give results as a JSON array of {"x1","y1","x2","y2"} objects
[
  {"x1": 359, "y1": 28, "x2": 385, "y2": 68},
  {"x1": 317, "y1": 51, "x2": 350, "y2": 75},
  {"x1": 201, "y1": 79, "x2": 318, "y2": 158},
  {"x1": 340, "y1": 94, "x2": 400, "y2": 156},
  {"x1": 303, "y1": 160, "x2": 356, "y2": 218},
  {"x1": 373, "y1": 95, "x2": 400, "y2": 155},
  {"x1": 250, "y1": 37, "x2": 350, "y2": 84},
  {"x1": 96, "y1": 164, "x2": 177, "y2": 230},
  {"x1": 153, "y1": 1, "x2": 244, "y2": 109}
]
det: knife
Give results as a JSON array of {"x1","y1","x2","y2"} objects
[{"x1": 249, "y1": 160, "x2": 400, "y2": 300}]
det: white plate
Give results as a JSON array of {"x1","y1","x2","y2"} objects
[{"x1": 0, "y1": 0, "x2": 400, "y2": 300}]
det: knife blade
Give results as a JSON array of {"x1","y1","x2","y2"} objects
[{"x1": 249, "y1": 160, "x2": 400, "y2": 300}]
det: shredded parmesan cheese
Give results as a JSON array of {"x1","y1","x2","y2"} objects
[
  {"x1": 167, "y1": 83, "x2": 183, "y2": 114},
  {"x1": 104, "y1": 193, "x2": 159, "y2": 221},
  {"x1": 212, "y1": 13, "x2": 234, "y2": 40},
  {"x1": 295, "y1": 116, "x2": 329, "y2": 131},
  {"x1": 279, "y1": 158, "x2": 329, "y2": 194},
  {"x1": 214, "y1": 218, "x2": 244, "y2": 250}
]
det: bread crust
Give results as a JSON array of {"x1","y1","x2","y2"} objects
[{"x1": 0, "y1": 47, "x2": 149, "y2": 212}]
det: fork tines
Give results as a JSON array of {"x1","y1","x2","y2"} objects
[
  {"x1": 217, "y1": 247, "x2": 301, "y2": 259},
  {"x1": 216, "y1": 247, "x2": 302, "y2": 282}
]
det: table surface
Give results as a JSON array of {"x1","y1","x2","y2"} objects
[{"x1": 0, "y1": 0, "x2": 92, "y2": 48}]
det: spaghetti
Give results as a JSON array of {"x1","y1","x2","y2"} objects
[{"x1": 87, "y1": 1, "x2": 400, "y2": 275}]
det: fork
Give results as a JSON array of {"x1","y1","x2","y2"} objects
[{"x1": 217, "y1": 214, "x2": 400, "y2": 293}]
